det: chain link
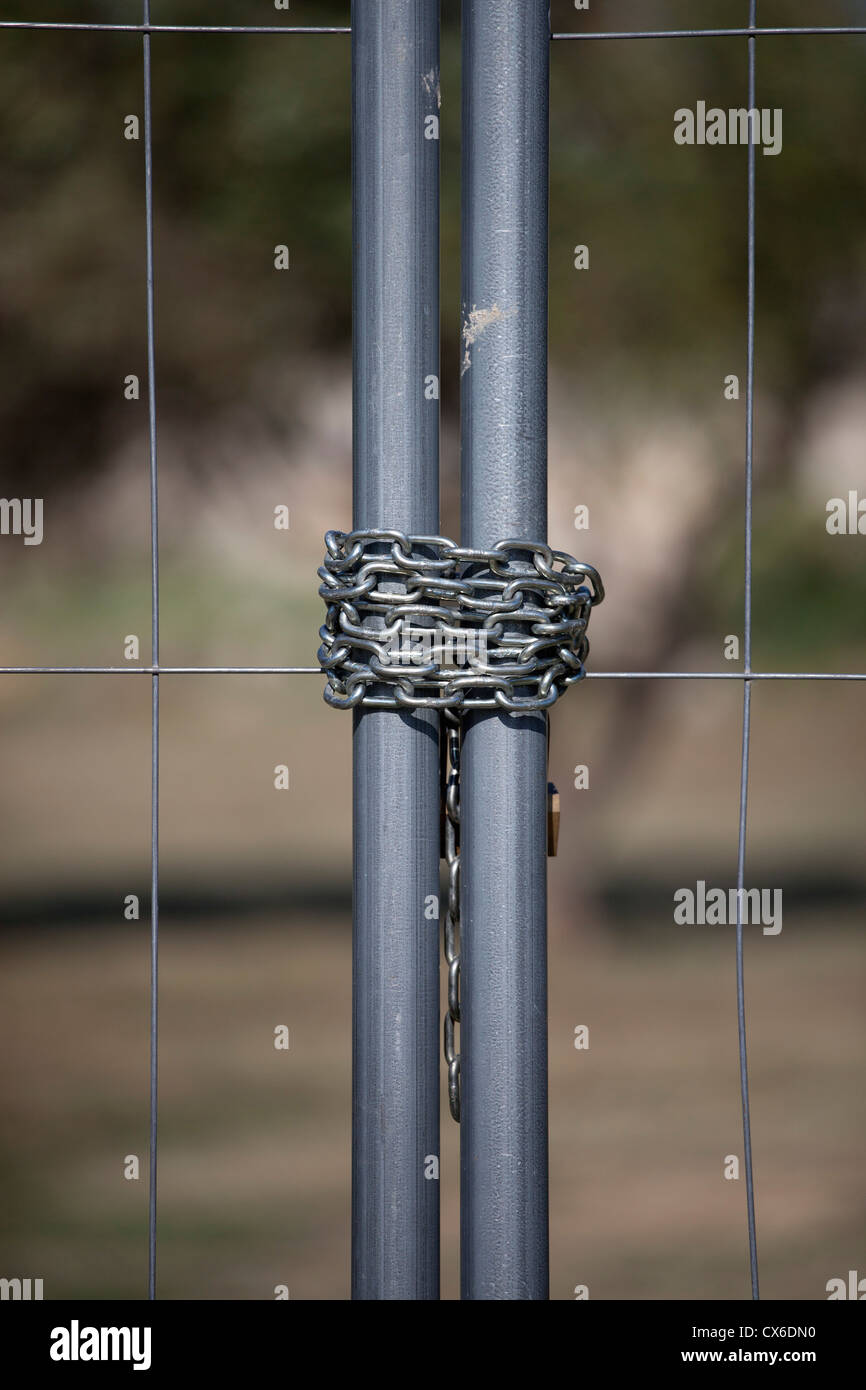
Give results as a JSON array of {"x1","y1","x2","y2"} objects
[
  {"x1": 318, "y1": 528, "x2": 603, "y2": 713},
  {"x1": 442, "y1": 709, "x2": 461, "y2": 1121}
]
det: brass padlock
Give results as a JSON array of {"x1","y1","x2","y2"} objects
[{"x1": 547, "y1": 782, "x2": 560, "y2": 857}]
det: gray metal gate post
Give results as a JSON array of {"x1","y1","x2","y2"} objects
[
  {"x1": 460, "y1": 0, "x2": 550, "y2": 1299},
  {"x1": 351, "y1": 0, "x2": 441, "y2": 1300}
]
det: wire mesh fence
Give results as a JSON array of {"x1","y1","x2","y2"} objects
[{"x1": 1, "y1": 1, "x2": 864, "y2": 1302}]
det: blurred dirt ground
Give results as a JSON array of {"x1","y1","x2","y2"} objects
[
  {"x1": 0, "y1": 914, "x2": 862, "y2": 1301},
  {"x1": 0, "y1": 669, "x2": 864, "y2": 1300}
]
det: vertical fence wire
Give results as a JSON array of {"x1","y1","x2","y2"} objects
[
  {"x1": 142, "y1": 0, "x2": 160, "y2": 1302},
  {"x1": 736, "y1": 0, "x2": 760, "y2": 1302}
]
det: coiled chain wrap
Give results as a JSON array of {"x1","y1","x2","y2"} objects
[{"x1": 317, "y1": 528, "x2": 604, "y2": 713}]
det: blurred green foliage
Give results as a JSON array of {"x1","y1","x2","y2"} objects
[
  {"x1": 2, "y1": 2, "x2": 866, "y2": 408},
  {"x1": 1, "y1": 0, "x2": 865, "y2": 656}
]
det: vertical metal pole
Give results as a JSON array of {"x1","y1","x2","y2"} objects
[
  {"x1": 351, "y1": 0, "x2": 440, "y2": 1300},
  {"x1": 460, "y1": 0, "x2": 550, "y2": 1299}
]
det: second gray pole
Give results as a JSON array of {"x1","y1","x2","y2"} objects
[{"x1": 460, "y1": 0, "x2": 550, "y2": 1299}]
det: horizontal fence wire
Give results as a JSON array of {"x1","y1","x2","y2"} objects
[
  {"x1": 0, "y1": 23, "x2": 352, "y2": 34},
  {"x1": 552, "y1": 28, "x2": 866, "y2": 40},
  {"x1": 1, "y1": 22, "x2": 866, "y2": 39},
  {"x1": 0, "y1": 668, "x2": 863, "y2": 679}
]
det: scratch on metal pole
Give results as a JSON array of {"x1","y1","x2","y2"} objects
[
  {"x1": 421, "y1": 66, "x2": 441, "y2": 108},
  {"x1": 461, "y1": 302, "x2": 516, "y2": 375}
]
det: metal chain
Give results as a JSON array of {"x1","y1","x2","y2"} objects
[
  {"x1": 442, "y1": 709, "x2": 461, "y2": 1122},
  {"x1": 320, "y1": 527, "x2": 602, "y2": 1122},
  {"x1": 318, "y1": 528, "x2": 603, "y2": 713}
]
